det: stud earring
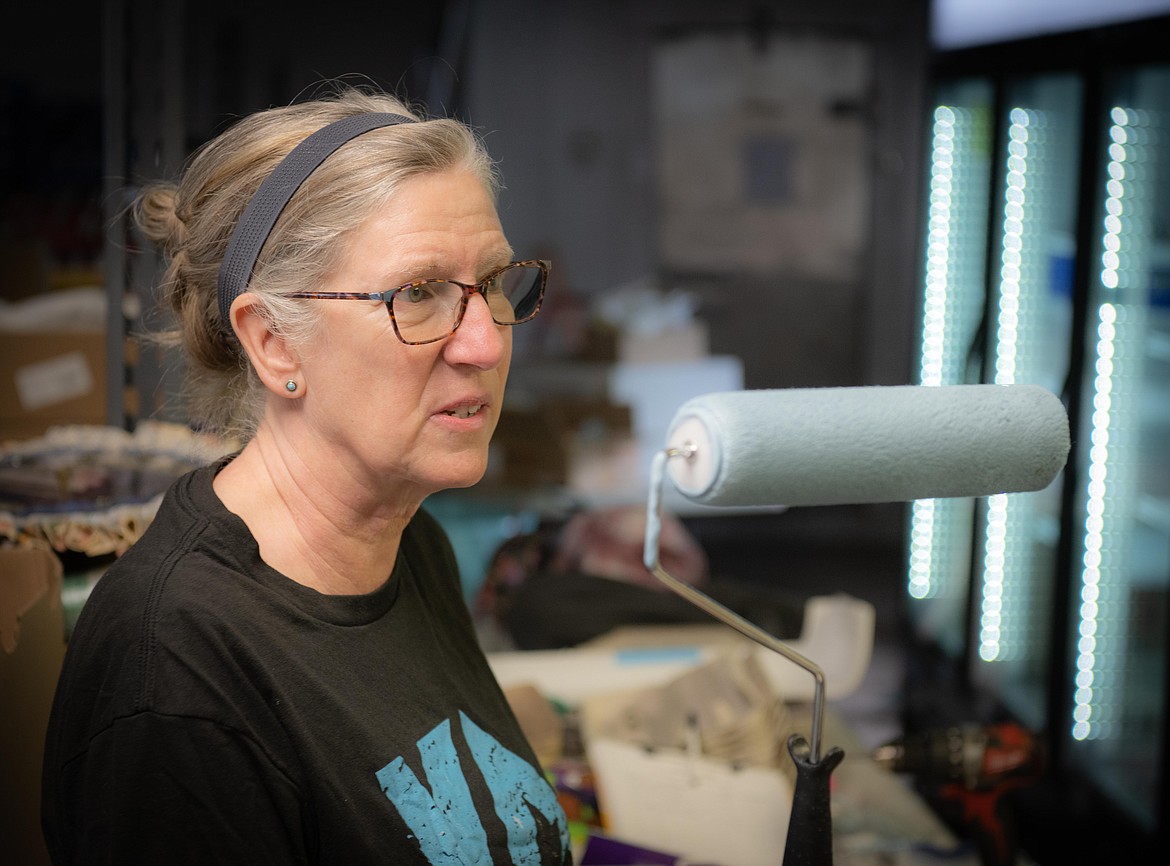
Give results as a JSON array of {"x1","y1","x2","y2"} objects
[{"x1": 285, "y1": 380, "x2": 298, "y2": 393}]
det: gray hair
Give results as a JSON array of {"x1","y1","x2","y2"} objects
[{"x1": 134, "y1": 87, "x2": 498, "y2": 438}]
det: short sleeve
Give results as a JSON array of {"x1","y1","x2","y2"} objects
[{"x1": 44, "y1": 711, "x2": 312, "y2": 865}]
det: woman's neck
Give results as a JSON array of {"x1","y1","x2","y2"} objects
[{"x1": 213, "y1": 428, "x2": 420, "y2": 595}]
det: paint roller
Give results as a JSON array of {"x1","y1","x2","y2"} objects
[
  {"x1": 664, "y1": 383, "x2": 1069, "y2": 507},
  {"x1": 641, "y1": 383, "x2": 1070, "y2": 866}
]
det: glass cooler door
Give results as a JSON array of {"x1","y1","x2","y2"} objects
[
  {"x1": 907, "y1": 78, "x2": 994, "y2": 657},
  {"x1": 969, "y1": 74, "x2": 1081, "y2": 731},
  {"x1": 1066, "y1": 64, "x2": 1170, "y2": 832}
]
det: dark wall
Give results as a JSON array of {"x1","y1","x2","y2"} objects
[
  {"x1": 464, "y1": 0, "x2": 930, "y2": 390},
  {"x1": 0, "y1": 4, "x2": 104, "y2": 292},
  {"x1": 2, "y1": 0, "x2": 929, "y2": 390}
]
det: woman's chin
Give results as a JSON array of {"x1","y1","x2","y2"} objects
[{"x1": 427, "y1": 455, "x2": 491, "y2": 493}]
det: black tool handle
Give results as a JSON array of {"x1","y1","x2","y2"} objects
[{"x1": 782, "y1": 734, "x2": 845, "y2": 866}]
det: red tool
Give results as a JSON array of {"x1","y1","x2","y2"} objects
[{"x1": 873, "y1": 722, "x2": 1045, "y2": 866}]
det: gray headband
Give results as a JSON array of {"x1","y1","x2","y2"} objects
[{"x1": 216, "y1": 111, "x2": 415, "y2": 332}]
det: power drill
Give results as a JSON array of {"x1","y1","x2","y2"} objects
[{"x1": 872, "y1": 722, "x2": 1044, "y2": 866}]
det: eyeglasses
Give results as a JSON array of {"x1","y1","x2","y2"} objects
[{"x1": 288, "y1": 260, "x2": 549, "y2": 345}]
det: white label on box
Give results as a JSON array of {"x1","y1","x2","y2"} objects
[{"x1": 14, "y1": 351, "x2": 95, "y2": 411}]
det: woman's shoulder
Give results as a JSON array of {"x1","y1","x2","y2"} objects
[{"x1": 73, "y1": 464, "x2": 266, "y2": 645}]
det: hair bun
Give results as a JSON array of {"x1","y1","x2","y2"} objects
[{"x1": 134, "y1": 183, "x2": 187, "y2": 255}]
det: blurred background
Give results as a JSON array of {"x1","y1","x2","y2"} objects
[{"x1": 3, "y1": 0, "x2": 1170, "y2": 862}]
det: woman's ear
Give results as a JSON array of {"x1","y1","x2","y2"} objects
[{"x1": 230, "y1": 292, "x2": 301, "y2": 396}]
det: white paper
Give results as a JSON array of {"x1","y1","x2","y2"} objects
[
  {"x1": 15, "y1": 352, "x2": 95, "y2": 411},
  {"x1": 588, "y1": 738, "x2": 793, "y2": 866}
]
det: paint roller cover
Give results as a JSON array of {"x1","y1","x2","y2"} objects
[{"x1": 665, "y1": 384, "x2": 1070, "y2": 507}]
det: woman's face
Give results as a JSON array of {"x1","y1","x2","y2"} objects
[{"x1": 295, "y1": 167, "x2": 515, "y2": 504}]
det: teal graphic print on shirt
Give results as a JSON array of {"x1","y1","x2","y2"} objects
[{"x1": 376, "y1": 711, "x2": 570, "y2": 865}]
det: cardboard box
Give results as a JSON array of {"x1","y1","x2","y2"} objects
[
  {"x1": 576, "y1": 321, "x2": 711, "y2": 364},
  {"x1": 490, "y1": 398, "x2": 633, "y2": 488},
  {"x1": 618, "y1": 321, "x2": 710, "y2": 364},
  {"x1": 0, "y1": 545, "x2": 66, "y2": 866},
  {"x1": 0, "y1": 331, "x2": 107, "y2": 443}
]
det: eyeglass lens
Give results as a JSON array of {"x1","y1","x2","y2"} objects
[{"x1": 391, "y1": 263, "x2": 543, "y2": 343}]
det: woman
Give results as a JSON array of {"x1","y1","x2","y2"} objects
[{"x1": 41, "y1": 89, "x2": 571, "y2": 865}]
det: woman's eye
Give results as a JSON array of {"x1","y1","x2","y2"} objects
[{"x1": 404, "y1": 286, "x2": 429, "y2": 303}]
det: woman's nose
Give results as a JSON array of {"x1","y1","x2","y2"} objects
[{"x1": 444, "y1": 293, "x2": 508, "y2": 367}]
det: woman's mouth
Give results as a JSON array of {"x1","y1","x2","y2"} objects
[{"x1": 442, "y1": 404, "x2": 483, "y2": 419}]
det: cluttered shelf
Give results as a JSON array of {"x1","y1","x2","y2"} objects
[{"x1": 487, "y1": 608, "x2": 981, "y2": 866}]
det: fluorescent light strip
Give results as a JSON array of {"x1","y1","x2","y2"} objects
[
  {"x1": 921, "y1": 106, "x2": 958, "y2": 388},
  {"x1": 979, "y1": 493, "x2": 1009, "y2": 659},
  {"x1": 994, "y1": 107, "x2": 1032, "y2": 388},
  {"x1": 978, "y1": 108, "x2": 1034, "y2": 662},
  {"x1": 909, "y1": 498, "x2": 937, "y2": 599},
  {"x1": 911, "y1": 103, "x2": 991, "y2": 609},
  {"x1": 910, "y1": 106, "x2": 961, "y2": 602},
  {"x1": 1073, "y1": 105, "x2": 1145, "y2": 742},
  {"x1": 1073, "y1": 302, "x2": 1116, "y2": 741}
]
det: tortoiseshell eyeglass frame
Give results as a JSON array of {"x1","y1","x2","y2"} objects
[{"x1": 287, "y1": 259, "x2": 549, "y2": 345}]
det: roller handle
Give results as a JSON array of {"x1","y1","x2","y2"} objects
[{"x1": 782, "y1": 735, "x2": 845, "y2": 866}]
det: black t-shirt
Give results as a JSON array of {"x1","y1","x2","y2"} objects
[{"x1": 42, "y1": 461, "x2": 571, "y2": 865}]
